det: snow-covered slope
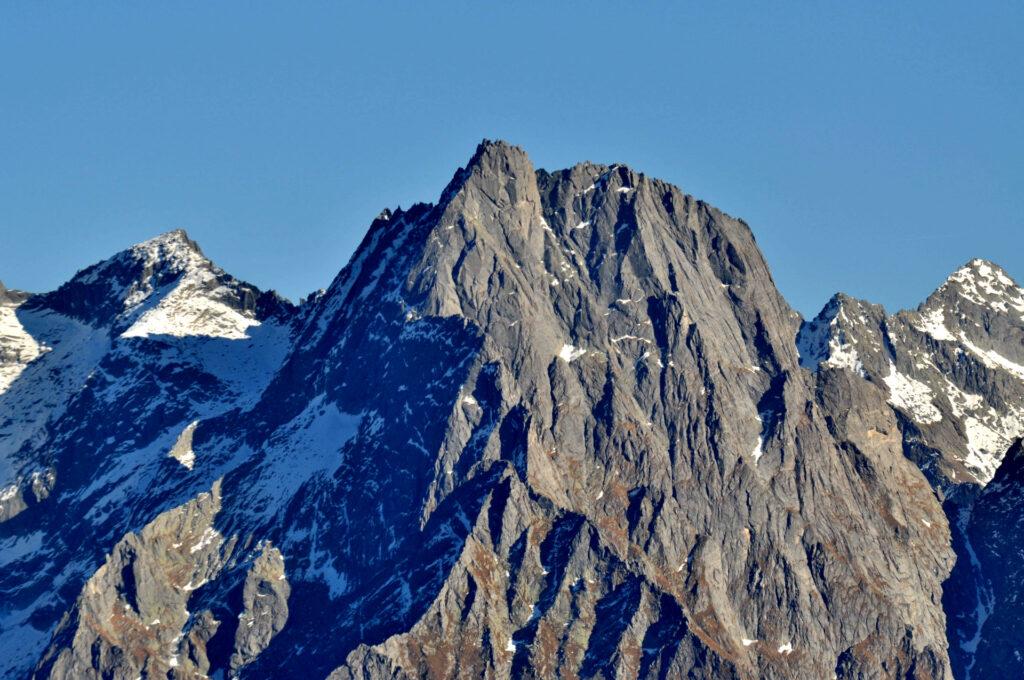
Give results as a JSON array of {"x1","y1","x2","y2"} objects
[
  {"x1": 116, "y1": 232, "x2": 264, "y2": 340},
  {"x1": 0, "y1": 285, "x2": 44, "y2": 394}
]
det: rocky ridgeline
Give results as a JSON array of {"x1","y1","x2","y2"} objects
[{"x1": 0, "y1": 140, "x2": 1020, "y2": 678}]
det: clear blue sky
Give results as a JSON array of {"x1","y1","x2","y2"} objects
[{"x1": 1, "y1": 3, "x2": 1021, "y2": 317}]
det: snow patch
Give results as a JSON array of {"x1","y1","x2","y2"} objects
[
  {"x1": 558, "y1": 344, "x2": 587, "y2": 363},
  {"x1": 0, "y1": 300, "x2": 47, "y2": 394},
  {"x1": 168, "y1": 420, "x2": 199, "y2": 470},
  {"x1": 751, "y1": 438, "x2": 764, "y2": 465},
  {"x1": 942, "y1": 379, "x2": 983, "y2": 419},
  {"x1": 958, "y1": 334, "x2": 1024, "y2": 380},
  {"x1": 797, "y1": 301, "x2": 866, "y2": 376},
  {"x1": 118, "y1": 237, "x2": 261, "y2": 340},
  {"x1": 241, "y1": 395, "x2": 362, "y2": 519},
  {"x1": 0, "y1": 311, "x2": 110, "y2": 484},
  {"x1": 824, "y1": 339, "x2": 865, "y2": 376},
  {"x1": 883, "y1": 362, "x2": 942, "y2": 424},
  {"x1": 963, "y1": 408, "x2": 1024, "y2": 482},
  {"x1": 121, "y1": 290, "x2": 259, "y2": 340},
  {"x1": 915, "y1": 308, "x2": 954, "y2": 341},
  {"x1": 189, "y1": 526, "x2": 220, "y2": 554},
  {"x1": 611, "y1": 335, "x2": 652, "y2": 345}
]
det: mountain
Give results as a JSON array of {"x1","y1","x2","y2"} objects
[
  {"x1": 0, "y1": 140, "x2": 1018, "y2": 679},
  {"x1": 0, "y1": 282, "x2": 38, "y2": 401},
  {"x1": 798, "y1": 260, "x2": 1024, "y2": 492},
  {"x1": 797, "y1": 258, "x2": 1024, "y2": 677}
]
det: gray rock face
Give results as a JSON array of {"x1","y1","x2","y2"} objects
[
  {"x1": 231, "y1": 543, "x2": 290, "y2": 672},
  {"x1": 36, "y1": 480, "x2": 232, "y2": 679},
  {"x1": 0, "y1": 281, "x2": 31, "y2": 306},
  {"x1": 1, "y1": 139, "x2": 1015, "y2": 678},
  {"x1": 33, "y1": 479, "x2": 291, "y2": 679}
]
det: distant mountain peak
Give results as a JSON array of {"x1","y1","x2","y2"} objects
[
  {"x1": 801, "y1": 252, "x2": 1024, "y2": 491},
  {"x1": 796, "y1": 292, "x2": 882, "y2": 374},
  {"x1": 946, "y1": 258, "x2": 1018, "y2": 293},
  {"x1": 957, "y1": 257, "x2": 1012, "y2": 277},
  {"x1": 930, "y1": 258, "x2": 1024, "y2": 315},
  {"x1": 0, "y1": 281, "x2": 31, "y2": 305},
  {"x1": 20, "y1": 229, "x2": 292, "y2": 338}
]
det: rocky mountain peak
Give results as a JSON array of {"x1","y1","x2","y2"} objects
[
  {"x1": 800, "y1": 254, "x2": 1024, "y2": 491},
  {"x1": 796, "y1": 292, "x2": 885, "y2": 374},
  {"x1": 19, "y1": 228, "x2": 295, "y2": 338},
  {"x1": 436, "y1": 139, "x2": 534, "y2": 207},
  {"x1": 88, "y1": 228, "x2": 210, "y2": 294},
  {"x1": 947, "y1": 258, "x2": 1018, "y2": 290},
  {"x1": 4, "y1": 140, "x2": 1020, "y2": 679},
  {"x1": 923, "y1": 258, "x2": 1024, "y2": 319},
  {"x1": 912, "y1": 259, "x2": 1024, "y2": 367},
  {"x1": 123, "y1": 228, "x2": 207, "y2": 278}
]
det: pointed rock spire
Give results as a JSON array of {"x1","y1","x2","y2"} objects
[{"x1": 438, "y1": 139, "x2": 537, "y2": 208}]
